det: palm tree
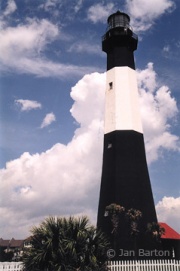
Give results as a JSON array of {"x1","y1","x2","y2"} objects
[
  {"x1": 126, "y1": 208, "x2": 142, "y2": 238},
  {"x1": 23, "y1": 216, "x2": 109, "y2": 271},
  {"x1": 105, "y1": 203, "x2": 125, "y2": 234},
  {"x1": 146, "y1": 222, "x2": 165, "y2": 242},
  {"x1": 105, "y1": 203, "x2": 125, "y2": 256},
  {"x1": 125, "y1": 208, "x2": 142, "y2": 259}
]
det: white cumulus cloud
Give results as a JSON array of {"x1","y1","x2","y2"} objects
[
  {"x1": 125, "y1": 0, "x2": 176, "y2": 32},
  {"x1": 0, "y1": 65, "x2": 179, "y2": 238},
  {"x1": 87, "y1": 0, "x2": 176, "y2": 33},
  {"x1": 68, "y1": 42, "x2": 100, "y2": 55},
  {"x1": 40, "y1": 112, "x2": 56, "y2": 128},
  {"x1": 137, "y1": 63, "x2": 179, "y2": 163},
  {"x1": 87, "y1": 3, "x2": 115, "y2": 23},
  {"x1": 15, "y1": 99, "x2": 42, "y2": 111},
  {"x1": 3, "y1": 0, "x2": 17, "y2": 17},
  {"x1": 0, "y1": 18, "x2": 59, "y2": 57},
  {"x1": 0, "y1": 17, "x2": 95, "y2": 78},
  {"x1": 74, "y1": 0, "x2": 84, "y2": 13},
  {"x1": 163, "y1": 45, "x2": 170, "y2": 53},
  {"x1": 156, "y1": 196, "x2": 180, "y2": 232}
]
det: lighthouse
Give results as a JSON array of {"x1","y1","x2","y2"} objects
[{"x1": 97, "y1": 11, "x2": 159, "y2": 258}]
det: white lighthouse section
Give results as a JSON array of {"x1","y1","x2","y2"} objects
[{"x1": 104, "y1": 66, "x2": 143, "y2": 134}]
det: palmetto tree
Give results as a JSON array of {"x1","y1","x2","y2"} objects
[
  {"x1": 146, "y1": 222, "x2": 165, "y2": 242},
  {"x1": 125, "y1": 208, "x2": 142, "y2": 259},
  {"x1": 105, "y1": 203, "x2": 125, "y2": 234},
  {"x1": 23, "y1": 216, "x2": 109, "y2": 271},
  {"x1": 126, "y1": 208, "x2": 142, "y2": 237}
]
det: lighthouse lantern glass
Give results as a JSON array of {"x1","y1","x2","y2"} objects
[{"x1": 108, "y1": 14, "x2": 129, "y2": 29}]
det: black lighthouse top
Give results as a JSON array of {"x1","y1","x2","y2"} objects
[
  {"x1": 102, "y1": 11, "x2": 138, "y2": 70},
  {"x1": 107, "y1": 10, "x2": 130, "y2": 30}
]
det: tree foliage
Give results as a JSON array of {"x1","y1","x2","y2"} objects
[
  {"x1": 23, "y1": 216, "x2": 109, "y2": 271},
  {"x1": 126, "y1": 208, "x2": 142, "y2": 237},
  {"x1": 146, "y1": 222, "x2": 165, "y2": 242},
  {"x1": 105, "y1": 203, "x2": 125, "y2": 234}
]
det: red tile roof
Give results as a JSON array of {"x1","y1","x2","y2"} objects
[{"x1": 159, "y1": 222, "x2": 180, "y2": 240}]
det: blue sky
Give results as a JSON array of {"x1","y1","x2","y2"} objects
[{"x1": 0, "y1": 0, "x2": 180, "y2": 238}]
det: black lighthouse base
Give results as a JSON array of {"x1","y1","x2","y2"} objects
[{"x1": 97, "y1": 130, "x2": 162, "y2": 259}]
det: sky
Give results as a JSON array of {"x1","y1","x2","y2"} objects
[{"x1": 0, "y1": 0, "x2": 180, "y2": 239}]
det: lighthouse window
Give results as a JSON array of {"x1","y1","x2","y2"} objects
[
  {"x1": 109, "y1": 82, "x2": 113, "y2": 89},
  {"x1": 107, "y1": 143, "x2": 112, "y2": 149}
]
